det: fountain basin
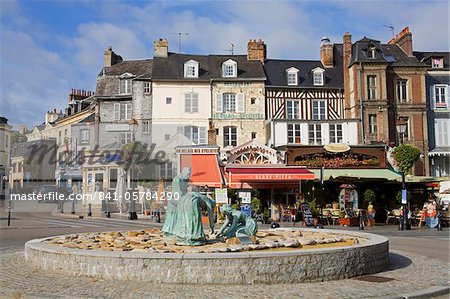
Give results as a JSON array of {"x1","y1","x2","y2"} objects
[{"x1": 25, "y1": 228, "x2": 389, "y2": 284}]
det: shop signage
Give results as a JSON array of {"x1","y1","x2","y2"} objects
[
  {"x1": 238, "y1": 191, "x2": 251, "y2": 204},
  {"x1": 106, "y1": 124, "x2": 130, "y2": 132},
  {"x1": 301, "y1": 203, "x2": 314, "y2": 226},
  {"x1": 215, "y1": 188, "x2": 228, "y2": 204},
  {"x1": 212, "y1": 113, "x2": 264, "y2": 120},
  {"x1": 324, "y1": 143, "x2": 351, "y2": 153},
  {"x1": 176, "y1": 148, "x2": 218, "y2": 154},
  {"x1": 242, "y1": 174, "x2": 294, "y2": 180}
]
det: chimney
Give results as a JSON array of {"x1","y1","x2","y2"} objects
[
  {"x1": 343, "y1": 32, "x2": 352, "y2": 116},
  {"x1": 104, "y1": 46, "x2": 123, "y2": 67},
  {"x1": 320, "y1": 36, "x2": 333, "y2": 68},
  {"x1": 154, "y1": 38, "x2": 168, "y2": 58},
  {"x1": 45, "y1": 110, "x2": 59, "y2": 124},
  {"x1": 18, "y1": 124, "x2": 26, "y2": 135},
  {"x1": 247, "y1": 39, "x2": 267, "y2": 63},
  {"x1": 207, "y1": 119, "x2": 217, "y2": 145},
  {"x1": 388, "y1": 27, "x2": 413, "y2": 56}
]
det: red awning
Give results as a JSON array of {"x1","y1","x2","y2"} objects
[
  {"x1": 225, "y1": 165, "x2": 315, "y2": 188},
  {"x1": 180, "y1": 153, "x2": 224, "y2": 188}
]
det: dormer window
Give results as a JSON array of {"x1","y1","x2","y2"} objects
[
  {"x1": 286, "y1": 67, "x2": 299, "y2": 86},
  {"x1": 432, "y1": 57, "x2": 443, "y2": 68},
  {"x1": 368, "y1": 47, "x2": 376, "y2": 59},
  {"x1": 222, "y1": 59, "x2": 237, "y2": 78},
  {"x1": 118, "y1": 73, "x2": 134, "y2": 94},
  {"x1": 312, "y1": 67, "x2": 325, "y2": 86},
  {"x1": 184, "y1": 60, "x2": 199, "y2": 78}
]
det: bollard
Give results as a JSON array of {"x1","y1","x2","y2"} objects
[
  {"x1": 71, "y1": 200, "x2": 75, "y2": 215},
  {"x1": 359, "y1": 211, "x2": 364, "y2": 230},
  {"x1": 87, "y1": 203, "x2": 92, "y2": 217}
]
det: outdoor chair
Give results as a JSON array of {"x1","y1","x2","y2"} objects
[
  {"x1": 386, "y1": 209, "x2": 402, "y2": 224},
  {"x1": 330, "y1": 209, "x2": 340, "y2": 225},
  {"x1": 321, "y1": 209, "x2": 332, "y2": 225}
]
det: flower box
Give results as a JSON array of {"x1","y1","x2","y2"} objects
[{"x1": 339, "y1": 217, "x2": 359, "y2": 226}]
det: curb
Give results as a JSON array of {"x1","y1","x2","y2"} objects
[{"x1": 375, "y1": 286, "x2": 450, "y2": 299}]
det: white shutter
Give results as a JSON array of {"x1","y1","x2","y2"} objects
[
  {"x1": 192, "y1": 93, "x2": 199, "y2": 113},
  {"x1": 237, "y1": 93, "x2": 245, "y2": 112},
  {"x1": 430, "y1": 85, "x2": 436, "y2": 109},
  {"x1": 185, "y1": 93, "x2": 191, "y2": 113},
  {"x1": 114, "y1": 103, "x2": 120, "y2": 120},
  {"x1": 199, "y1": 127, "x2": 206, "y2": 144},
  {"x1": 216, "y1": 93, "x2": 223, "y2": 113}
]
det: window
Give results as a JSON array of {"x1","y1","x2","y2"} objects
[
  {"x1": 183, "y1": 126, "x2": 206, "y2": 145},
  {"x1": 223, "y1": 126, "x2": 237, "y2": 147},
  {"x1": 5, "y1": 135, "x2": 8, "y2": 148},
  {"x1": 59, "y1": 131, "x2": 62, "y2": 144},
  {"x1": 80, "y1": 129, "x2": 89, "y2": 144},
  {"x1": 119, "y1": 79, "x2": 132, "y2": 94},
  {"x1": 251, "y1": 132, "x2": 257, "y2": 139},
  {"x1": 435, "y1": 119, "x2": 450, "y2": 146},
  {"x1": 286, "y1": 67, "x2": 299, "y2": 86},
  {"x1": 312, "y1": 100, "x2": 326, "y2": 120},
  {"x1": 142, "y1": 120, "x2": 150, "y2": 133},
  {"x1": 287, "y1": 124, "x2": 301, "y2": 144},
  {"x1": 369, "y1": 114, "x2": 377, "y2": 134},
  {"x1": 166, "y1": 97, "x2": 172, "y2": 104},
  {"x1": 114, "y1": 103, "x2": 132, "y2": 120},
  {"x1": 222, "y1": 60, "x2": 237, "y2": 77},
  {"x1": 223, "y1": 93, "x2": 236, "y2": 112},
  {"x1": 329, "y1": 124, "x2": 343, "y2": 143},
  {"x1": 398, "y1": 117, "x2": 409, "y2": 140},
  {"x1": 184, "y1": 60, "x2": 199, "y2": 78},
  {"x1": 396, "y1": 79, "x2": 408, "y2": 102},
  {"x1": 119, "y1": 132, "x2": 135, "y2": 144},
  {"x1": 432, "y1": 58, "x2": 443, "y2": 68},
  {"x1": 367, "y1": 75, "x2": 377, "y2": 100},
  {"x1": 251, "y1": 97, "x2": 256, "y2": 105},
  {"x1": 313, "y1": 72, "x2": 324, "y2": 86},
  {"x1": 144, "y1": 82, "x2": 151, "y2": 94},
  {"x1": 185, "y1": 93, "x2": 199, "y2": 113},
  {"x1": 433, "y1": 85, "x2": 448, "y2": 108},
  {"x1": 109, "y1": 169, "x2": 118, "y2": 189},
  {"x1": 367, "y1": 47, "x2": 376, "y2": 59},
  {"x1": 286, "y1": 100, "x2": 300, "y2": 119},
  {"x1": 160, "y1": 161, "x2": 173, "y2": 179},
  {"x1": 164, "y1": 134, "x2": 170, "y2": 141},
  {"x1": 308, "y1": 124, "x2": 322, "y2": 145}
]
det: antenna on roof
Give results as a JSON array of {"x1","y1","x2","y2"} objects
[
  {"x1": 382, "y1": 24, "x2": 395, "y2": 39},
  {"x1": 170, "y1": 32, "x2": 189, "y2": 53},
  {"x1": 222, "y1": 41, "x2": 235, "y2": 55}
]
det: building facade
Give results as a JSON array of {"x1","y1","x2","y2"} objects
[
  {"x1": 265, "y1": 37, "x2": 359, "y2": 148},
  {"x1": 0, "y1": 117, "x2": 11, "y2": 199},
  {"x1": 414, "y1": 51, "x2": 450, "y2": 177}
]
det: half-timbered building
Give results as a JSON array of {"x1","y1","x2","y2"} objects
[{"x1": 265, "y1": 38, "x2": 359, "y2": 147}]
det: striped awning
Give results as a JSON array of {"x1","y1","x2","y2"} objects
[{"x1": 429, "y1": 148, "x2": 450, "y2": 157}]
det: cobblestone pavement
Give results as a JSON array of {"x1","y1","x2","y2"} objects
[{"x1": 0, "y1": 249, "x2": 448, "y2": 298}]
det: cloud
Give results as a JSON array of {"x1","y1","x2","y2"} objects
[{"x1": 0, "y1": 29, "x2": 68, "y2": 127}]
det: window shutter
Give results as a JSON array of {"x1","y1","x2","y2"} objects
[
  {"x1": 199, "y1": 127, "x2": 206, "y2": 144},
  {"x1": 126, "y1": 103, "x2": 132, "y2": 119},
  {"x1": 114, "y1": 103, "x2": 120, "y2": 120},
  {"x1": 192, "y1": 93, "x2": 199, "y2": 113},
  {"x1": 216, "y1": 93, "x2": 223, "y2": 113},
  {"x1": 237, "y1": 93, "x2": 245, "y2": 112},
  {"x1": 430, "y1": 86, "x2": 436, "y2": 109},
  {"x1": 185, "y1": 93, "x2": 191, "y2": 113}
]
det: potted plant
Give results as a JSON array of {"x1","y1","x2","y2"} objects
[
  {"x1": 308, "y1": 199, "x2": 319, "y2": 226},
  {"x1": 339, "y1": 210, "x2": 349, "y2": 226},
  {"x1": 263, "y1": 208, "x2": 271, "y2": 224},
  {"x1": 364, "y1": 189, "x2": 376, "y2": 226}
]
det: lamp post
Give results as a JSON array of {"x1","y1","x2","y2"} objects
[
  {"x1": 396, "y1": 121, "x2": 407, "y2": 231},
  {"x1": 128, "y1": 118, "x2": 138, "y2": 220}
]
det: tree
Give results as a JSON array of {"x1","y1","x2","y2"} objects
[
  {"x1": 363, "y1": 189, "x2": 376, "y2": 203},
  {"x1": 10, "y1": 131, "x2": 27, "y2": 145},
  {"x1": 393, "y1": 144, "x2": 421, "y2": 174}
]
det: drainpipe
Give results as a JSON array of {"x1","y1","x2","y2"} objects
[{"x1": 358, "y1": 62, "x2": 365, "y2": 144}]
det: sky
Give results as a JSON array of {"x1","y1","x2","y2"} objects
[{"x1": 1, "y1": 0, "x2": 449, "y2": 128}]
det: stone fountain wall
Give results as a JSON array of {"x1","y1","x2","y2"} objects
[{"x1": 25, "y1": 229, "x2": 389, "y2": 284}]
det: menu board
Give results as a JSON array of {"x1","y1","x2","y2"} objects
[
  {"x1": 215, "y1": 188, "x2": 228, "y2": 204},
  {"x1": 301, "y1": 203, "x2": 314, "y2": 226}
]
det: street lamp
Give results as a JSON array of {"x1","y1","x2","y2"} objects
[
  {"x1": 396, "y1": 121, "x2": 408, "y2": 231},
  {"x1": 128, "y1": 118, "x2": 138, "y2": 220}
]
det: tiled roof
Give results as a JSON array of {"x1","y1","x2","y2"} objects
[
  {"x1": 413, "y1": 51, "x2": 450, "y2": 70},
  {"x1": 264, "y1": 44, "x2": 343, "y2": 88},
  {"x1": 99, "y1": 59, "x2": 153, "y2": 78}
]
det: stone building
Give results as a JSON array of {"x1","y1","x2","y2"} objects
[
  {"x1": 414, "y1": 51, "x2": 450, "y2": 177},
  {"x1": 342, "y1": 27, "x2": 429, "y2": 175},
  {"x1": 210, "y1": 40, "x2": 267, "y2": 152},
  {"x1": 265, "y1": 37, "x2": 358, "y2": 147},
  {"x1": 0, "y1": 117, "x2": 11, "y2": 199}
]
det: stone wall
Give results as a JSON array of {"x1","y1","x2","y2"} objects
[{"x1": 25, "y1": 229, "x2": 389, "y2": 285}]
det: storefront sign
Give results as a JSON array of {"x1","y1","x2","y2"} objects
[
  {"x1": 324, "y1": 143, "x2": 351, "y2": 153},
  {"x1": 238, "y1": 191, "x2": 251, "y2": 204},
  {"x1": 401, "y1": 189, "x2": 407, "y2": 204},
  {"x1": 244, "y1": 174, "x2": 294, "y2": 180},
  {"x1": 212, "y1": 113, "x2": 264, "y2": 120},
  {"x1": 105, "y1": 124, "x2": 130, "y2": 132},
  {"x1": 215, "y1": 188, "x2": 228, "y2": 204}
]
